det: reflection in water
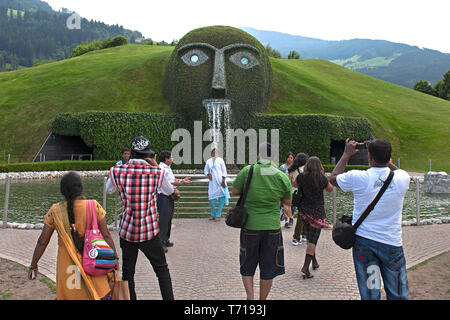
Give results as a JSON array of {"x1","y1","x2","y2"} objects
[{"x1": 0, "y1": 177, "x2": 448, "y2": 224}]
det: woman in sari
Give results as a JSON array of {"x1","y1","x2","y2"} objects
[
  {"x1": 293, "y1": 157, "x2": 333, "y2": 279},
  {"x1": 28, "y1": 171, "x2": 118, "y2": 300}
]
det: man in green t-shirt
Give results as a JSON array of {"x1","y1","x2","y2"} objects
[{"x1": 232, "y1": 143, "x2": 292, "y2": 300}]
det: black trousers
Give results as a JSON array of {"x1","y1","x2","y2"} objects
[
  {"x1": 120, "y1": 236, "x2": 174, "y2": 300},
  {"x1": 157, "y1": 193, "x2": 175, "y2": 246}
]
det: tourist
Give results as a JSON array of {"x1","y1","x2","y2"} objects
[
  {"x1": 204, "y1": 147, "x2": 230, "y2": 221},
  {"x1": 329, "y1": 139, "x2": 410, "y2": 300},
  {"x1": 279, "y1": 152, "x2": 294, "y2": 228},
  {"x1": 232, "y1": 142, "x2": 292, "y2": 300},
  {"x1": 28, "y1": 171, "x2": 118, "y2": 300},
  {"x1": 157, "y1": 150, "x2": 191, "y2": 251},
  {"x1": 106, "y1": 136, "x2": 174, "y2": 300},
  {"x1": 293, "y1": 156, "x2": 333, "y2": 279},
  {"x1": 288, "y1": 153, "x2": 309, "y2": 246},
  {"x1": 116, "y1": 147, "x2": 131, "y2": 165}
]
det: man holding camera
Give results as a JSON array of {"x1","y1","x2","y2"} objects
[
  {"x1": 329, "y1": 138, "x2": 410, "y2": 300},
  {"x1": 106, "y1": 136, "x2": 174, "y2": 300}
]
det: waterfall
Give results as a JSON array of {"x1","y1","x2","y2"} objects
[{"x1": 203, "y1": 99, "x2": 232, "y2": 145}]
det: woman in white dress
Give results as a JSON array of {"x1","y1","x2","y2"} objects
[{"x1": 204, "y1": 148, "x2": 230, "y2": 221}]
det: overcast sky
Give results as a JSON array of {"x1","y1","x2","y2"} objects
[{"x1": 45, "y1": 0, "x2": 450, "y2": 53}]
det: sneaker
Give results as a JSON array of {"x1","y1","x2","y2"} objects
[
  {"x1": 292, "y1": 239, "x2": 301, "y2": 246},
  {"x1": 289, "y1": 218, "x2": 294, "y2": 226},
  {"x1": 301, "y1": 236, "x2": 307, "y2": 242},
  {"x1": 285, "y1": 222, "x2": 291, "y2": 229}
]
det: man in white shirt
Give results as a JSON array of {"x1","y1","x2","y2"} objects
[
  {"x1": 329, "y1": 139, "x2": 410, "y2": 300},
  {"x1": 157, "y1": 151, "x2": 191, "y2": 251},
  {"x1": 204, "y1": 148, "x2": 230, "y2": 221}
]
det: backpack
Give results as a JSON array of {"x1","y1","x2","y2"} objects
[{"x1": 83, "y1": 200, "x2": 117, "y2": 275}]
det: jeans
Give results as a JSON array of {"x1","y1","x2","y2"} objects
[
  {"x1": 120, "y1": 236, "x2": 174, "y2": 300},
  {"x1": 157, "y1": 193, "x2": 175, "y2": 245},
  {"x1": 353, "y1": 235, "x2": 409, "y2": 300},
  {"x1": 209, "y1": 196, "x2": 226, "y2": 218}
]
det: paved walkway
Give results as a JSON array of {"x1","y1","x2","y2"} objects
[{"x1": 0, "y1": 220, "x2": 449, "y2": 300}]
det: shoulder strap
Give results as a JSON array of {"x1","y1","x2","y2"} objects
[
  {"x1": 237, "y1": 165, "x2": 254, "y2": 207},
  {"x1": 86, "y1": 200, "x2": 98, "y2": 231},
  {"x1": 353, "y1": 170, "x2": 394, "y2": 230}
]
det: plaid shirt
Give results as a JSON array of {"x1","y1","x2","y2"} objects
[{"x1": 110, "y1": 159, "x2": 165, "y2": 242}]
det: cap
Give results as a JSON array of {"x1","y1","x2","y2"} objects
[{"x1": 131, "y1": 136, "x2": 154, "y2": 154}]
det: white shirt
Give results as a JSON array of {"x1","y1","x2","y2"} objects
[
  {"x1": 204, "y1": 157, "x2": 229, "y2": 200},
  {"x1": 336, "y1": 167, "x2": 410, "y2": 247},
  {"x1": 158, "y1": 162, "x2": 175, "y2": 196}
]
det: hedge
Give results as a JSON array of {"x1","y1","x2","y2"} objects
[
  {"x1": 0, "y1": 161, "x2": 116, "y2": 173},
  {"x1": 0, "y1": 161, "x2": 369, "y2": 173},
  {"x1": 51, "y1": 111, "x2": 371, "y2": 167}
]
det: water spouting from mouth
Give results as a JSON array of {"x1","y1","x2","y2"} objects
[{"x1": 203, "y1": 99, "x2": 232, "y2": 145}]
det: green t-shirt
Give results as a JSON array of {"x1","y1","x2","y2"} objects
[{"x1": 232, "y1": 159, "x2": 292, "y2": 230}]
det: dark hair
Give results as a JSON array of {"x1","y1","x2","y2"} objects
[
  {"x1": 288, "y1": 153, "x2": 309, "y2": 173},
  {"x1": 121, "y1": 148, "x2": 130, "y2": 154},
  {"x1": 303, "y1": 156, "x2": 327, "y2": 191},
  {"x1": 285, "y1": 152, "x2": 294, "y2": 162},
  {"x1": 60, "y1": 172, "x2": 85, "y2": 254},
  {"x1": 368, "y1": 139, "x2": 391, "y2": 164},
  {"x1": 159, "y1": 150, "x2": 172, "y2": 163}
]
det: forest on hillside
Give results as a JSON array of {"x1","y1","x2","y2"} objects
[{"x1": 0, "y1": 2, "x2": 142, "y2": 71}]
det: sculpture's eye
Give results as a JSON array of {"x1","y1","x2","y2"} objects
[
  {"x1": 181, "y1": 49, "x2": 209, "y2": 66},
  {"x1": 229, "y1": 51, "x2": 259, "y2": 69}
]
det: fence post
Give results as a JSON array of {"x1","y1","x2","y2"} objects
[
  {"x1": 103, "y1": 176, "x2": 107, "y2": 212},
  {"x1": 7, "y1": 154, "x2": 10, "y2": 164},
  {"x1": 398, "y1": 158, "x2": 400, "y2": 169},
  {"x1": 415, "y1": 177, "x2": 420, "y2": 226},
  {"x1": 429, "y1": 159, "x2": 431, "y2": 172},
  {"x1": 3, "y1": 174, "x2": 11, "y2": 228},
  {"x1": 331, "y1": 158, "x2": 337, "y2": 225}
]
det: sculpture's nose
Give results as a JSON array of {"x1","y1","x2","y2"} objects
[{"x1": 211, "y1": 51, "x2": 226, "y2": 98}]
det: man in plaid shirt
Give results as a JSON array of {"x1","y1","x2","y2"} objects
[{"x1": 107, "y1": 136, "x2": 174, "y2": 300}]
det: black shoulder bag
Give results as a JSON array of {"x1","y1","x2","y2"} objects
[
  {"x1": 332, "y1": 170, "x2": 394, "y2": 249},
  {"x1": 225, "y1": 165, "x2": 254, "y2": 228}
]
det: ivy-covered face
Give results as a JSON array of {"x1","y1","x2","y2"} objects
[{"x1": 163, "y1": 26, "x2": 273, "y2": 125}]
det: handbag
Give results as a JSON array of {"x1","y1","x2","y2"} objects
[
  {"x1": 292, "y1": 169, "x2": 304, "y2": 207},
  {"x1": 109, "y1": 270, "x2": 130, "y2": 300},
  {"x1": 170, "y1": 189, "x2": 180, "y2": 201},
  {"x1": 332, "y1": 171, "x2": 394, "y2": 250},
  {"x1": 225, "y1": 165, "x2": 254, "y2": 228},
  {"x1": 83, "y1": 200, "x2": 118, "y2": 275}
]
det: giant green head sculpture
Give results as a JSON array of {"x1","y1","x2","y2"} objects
[{"x1": 163, "y1": 26, "x2": 273, "y2": 126}]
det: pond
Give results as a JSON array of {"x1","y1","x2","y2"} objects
[{"x1": 0, "y1": 176, "x2": 448, "y2": 225}]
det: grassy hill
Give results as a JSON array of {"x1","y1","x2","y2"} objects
[{"x1": 0, "y1": 44, "x2": 449, "y2": 171}]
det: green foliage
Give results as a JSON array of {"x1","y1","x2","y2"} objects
[
  {"x1": 287, "y1": 50, "x2": 301, "y2": 59},
  {"x1": 413, "y1": 80, "x2": 435, "y2": 96},
  {"x1": 52, "y1": 112, "x2": 183, "y2": 160},
  {"x1": 52, "y1": 112, "x2": 370, "y2": 165},
  {"x1": 163, "y1": 26, "x2": 273, "y2": 125},
  {"x1": 0, "y1": 160, "x2": 116, "y2": 173},
  {"x1": 250, "y1": 114, "x2": 371, "y2": 163},
  {"x1": 71, "y1": 36, "x2": 129, "y2": 57},
  {"x1": 0, "y1": 4, "x2": 142, "y2": 70},
  {"x1": 265, "y1": 44, "x2": 281, "y2": 58}
]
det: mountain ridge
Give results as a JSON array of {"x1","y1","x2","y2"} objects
[{"x1": 240, "y1": 27, "x2": 450, "y2": 88}]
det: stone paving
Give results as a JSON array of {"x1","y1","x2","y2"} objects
[{"x1": 0, "y1": 219, "x2": 449, "y2": 300}]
